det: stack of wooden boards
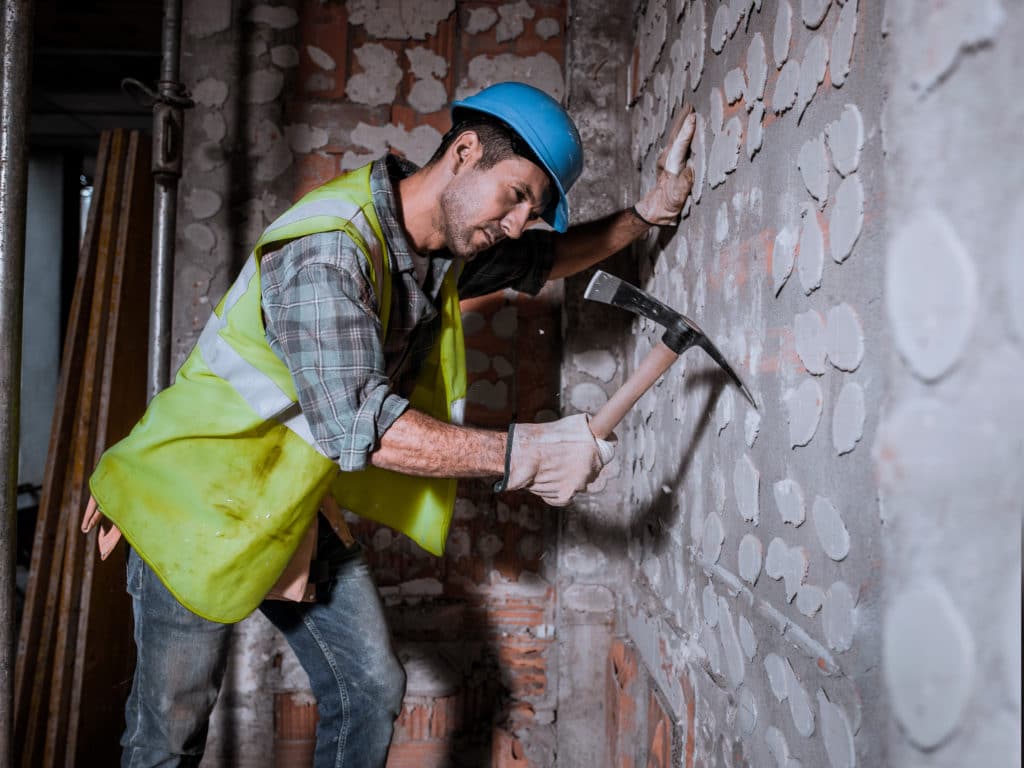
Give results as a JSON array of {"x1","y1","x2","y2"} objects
[{"x1": 14, "y1": 129, "x2": 153, "y2": 767}]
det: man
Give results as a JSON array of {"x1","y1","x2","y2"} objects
[{"x1": 84, "y1": 82, "x2": 696, "y2": 767}]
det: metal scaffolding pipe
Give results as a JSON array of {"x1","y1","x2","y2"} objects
[
  {"x1": 148, "y1": 0, "x2": 187, "y2": 400},
  {"x1": 0, "y1": 0, "x2": 35, "y2": 764}
]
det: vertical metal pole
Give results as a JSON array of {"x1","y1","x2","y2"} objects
[
  {"x1": 0, "y1": 0, "x2": 34, "y2": 764},
  {"x1": 148, "y1": 0, "x2": 185, "y2": 400}
]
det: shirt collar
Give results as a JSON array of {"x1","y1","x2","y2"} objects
[{"x1": 370, "y1": 155, "x2": 421, "y2": 275}]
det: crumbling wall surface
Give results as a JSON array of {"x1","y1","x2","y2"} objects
[
  {"x1": 878, "y1": 2, "x2": 1023, "y2": 766},
  {"x1": 603, "y1": 1, "x2": 890, "y2": 765}
]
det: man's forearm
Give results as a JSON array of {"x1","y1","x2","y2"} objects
[
  {"x1": 369, "y1": 408, "x2": 506, "y2": 478},
  {"x1": 548, "y1": 208, "x2": 653, "y2": 280}
]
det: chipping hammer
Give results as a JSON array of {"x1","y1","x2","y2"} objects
[{"x1": 584, "y1": 270, "x2": 756, "y2": 441}]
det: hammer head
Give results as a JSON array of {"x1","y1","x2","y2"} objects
[{"x1": 584, "y1": 270, "x2": 756, "y2": 407}]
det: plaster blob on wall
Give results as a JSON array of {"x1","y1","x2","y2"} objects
[
  {"x1": 733, "y1": 454, "x2": 761, "y2": 525},
  {"x1": 831, "y1": 381, "x2": 865, "y2": 455},
  {"x1": 794, "y1": 309, "x2": 827, "y2": 375},
  {"x1": 715, "y1": 201, "x2": 730, "y2": 243},
  {"x1": 796, "y1": 35, "x2": 829, "y2": 122},
  {"x1": 703, "y1": 582, "x2": 720, "y2": 627},
  {"x1": 193, "y1": 78, "x2": 229, "y2": 108},
  {"x1": 711, "y1": 4, "x2": 732, "y2": 54},
  {"x1": 798, "y1": 134, "x2": 830, "y2": 208},
  {"x1": 569, "y1": 382, "x2": 607, "y2": 413},
  {"x1": 829, "y1": 175, "x2": 864, "y2": 264},
  {"x1": 886, "y1": 208, "x2": 978, "y2": 381},
  {"x1": 247, "y1": 4, "x2": 299, "y2": 29},
  {"x1": 796, "y1": 584, "x2": 825, "y2": 617},
  {"x1": 883, "y1": 581, "x2": 975, "y2": 749},
  {"x1": 702, "y1": 512, "x2": 726, "y2": 565},
  {"x1": 826, "y1": 303, "x2": 864, "y2": 371},
  {"x1": 467, "y1": 379, "x2": 508, "y2": 410},
  {"x1": 765, "y1": 653, "x2": 790, "y2": 701},
  {"x1": 184, "y1": 188, "x2": 223, "y2": 220},
  {"x1": 773, "y1": 224, "x2": 799, "y2": 295},
  {"x1": 306, "y1": 45, "x2": 336, "y2": 71},
  {"x1": 744, "y1": 407, "x2": 761, "y2": 447},
  {"x1": 717, "y1": 388, "x2": 734, "y2": 433},
  {"x1": 573, "y1": 350, "x2": 618, "y2": 382},
  {"x1": 244, "y1": 69, "x2": 285, "y2": 105},
  {"x1": 466, "y1": 7, "x2": 497, "y2": 33},
  {"x1": 818, "y1": 690, "x2": 856, "y2": 768},
  {"x1": 535, "y1": 16, "x2": 560, "y2": 39},
  {"x1": 691, "y1": 113, "x2": 707, "y2": 203},
  {"x1": 786, "y1": 661, "x2": 815, "y2": 737},
  {"x1": 686, "y1": 0, "x2": 707, "y2": 91},
  {"x1": 765, "y1": 727, "x2": 796, "y2": 768},
  {"x1": 746, "y1": 101, "x2": 765, "y2": 161},
  {"x1": 765, "y1": 538, "x2": 809, "y2": 602},
  {"x1": 801, "y1": 0, "x2": 830, "y2": 29},
  {"x1": 785, "y1": 378, "x2": 823, "y2": 447},
  {"x1": 738, "y1": 687, "x2": 758, "y2": 735},
  {"x1": 739, "y1": 615, "x2": 758, "y2": 660},
  {"x1": 347, "y1": 0, "x2": 455, "y2": 40},
  {"x1": 496, "y1": 1, "x2": 535, "y2": 43},
  {"x1": 745, "y1": 33, "x2": 768, "y2": 110},
  {"x1": 798, "y1": 205, "x2": 825, "y2": 294},
  {"x1": 772, "y1": 59, "x2": 800, "y2": 114},
  {"x1": 822, "y1": 581, "x2": 855, "y2": 652},
  {"x1": 811, "y1": 496, "x2": 850, "y2": 561},
  {"x1": 710, "y1": 87, "x2": 724, "y2": 134},
  {"x1": 725, "y1": 67, "x2": 746, "y2": 105},
  {"x1": 773, "y1": 477, "x2": 806, "y2": 526},
  {"x1": 830, "y1": 0, "x2": 857, "y2": 87},
  {"x1": 458, "y1": 53, "x2": 564, "y2": 102},
  {"x1": 718, "y1": 596, "x2": 747, "y2": 688},
  {"x1": 904, "y1": 0, "x2": 1004, "y2": 92},
  {"x1": 825, "y1": 104, "x2": 864, "y2": 177},
  {"x1": 346, "y1": 44, "x2": 403, "y2": 106},
  {"x1": 738, "y1": 534, "x2": 763, "y2": 585},
  {"x1": 708, "y1": 116, "x2": 743, "y2": 188},
  {"x1": 774, "y1": 1, "x2": 793, "y2": 69}
]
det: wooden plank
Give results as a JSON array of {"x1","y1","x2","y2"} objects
[
  {"x1": 66, "y1": 129, "x2": 153, "y2": 767},
  {"x1": 13, "y1": 131, "x2": 112, "y2": 767},
  {"x1": 42, "y1": 128, "x2": 128, "y2": 768}
]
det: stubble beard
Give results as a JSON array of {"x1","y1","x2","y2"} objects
[{"x1": 439, "y1": 177, "x2": 497, "y2": 260}]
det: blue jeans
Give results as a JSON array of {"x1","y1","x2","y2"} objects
[{"x1": 120, "y1": 525, "x2": 406, "y2": 768}]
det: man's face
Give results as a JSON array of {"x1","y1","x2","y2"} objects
[{"x1": 439, "y1": 154, "x2": 551, "y2": 260}]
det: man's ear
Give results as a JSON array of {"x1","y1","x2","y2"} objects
[{"x1": 449, "y1": 129, "x2": 483, "y2": 173}]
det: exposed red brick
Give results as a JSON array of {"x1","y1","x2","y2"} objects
[
  {"x1": 293, "y1": 152, "x2": 340, "y2": 198},
  {"x1": 297, "y1": 0, "x2": 349, "y2": 100},
  {"x1": 646, "y1": 690, "x2": 672, "y2": 768},
  {"x1": 492, "y1": 726, "x2": 531, "y2": 768}
]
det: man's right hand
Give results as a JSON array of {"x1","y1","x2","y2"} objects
[{"x1": 501, "y1": 414, "x2": 615, "y2": 506}]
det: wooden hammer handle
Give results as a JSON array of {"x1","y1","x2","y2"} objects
[{"x1": 589, "y1": 341, "x2": 679, "y2": 440}]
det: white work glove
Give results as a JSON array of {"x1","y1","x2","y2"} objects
[
  {"x1": 495, "y1": 414, "x2": 616, "y2": 507},
  {"x1": 633, "y1": 104, "x2": 697, "y2": 226}
]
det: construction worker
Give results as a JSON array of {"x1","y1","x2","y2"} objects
[{"x1": 83, "y1": 82, "x2": 696, "y2": 767}]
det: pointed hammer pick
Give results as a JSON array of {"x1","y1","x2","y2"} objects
[{"x1": 584, "y1": 270, "x2": 756, "y2": 440}]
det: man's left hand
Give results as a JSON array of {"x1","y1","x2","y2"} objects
[{"x1": 634, "y1": 104, "x2": 697, "y2": 226}]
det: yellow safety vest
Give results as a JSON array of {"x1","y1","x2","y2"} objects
[{"x1": 89, "y1": 163, "x2": 467, "y2": 623}]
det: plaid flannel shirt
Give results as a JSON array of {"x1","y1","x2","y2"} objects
[{"x1": 259, "y1": 155, "x2": 554, "y2": 471}]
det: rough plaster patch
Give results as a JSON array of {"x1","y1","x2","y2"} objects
[
  {"x1": 796, "y1": 585, "x2": 825, "y2": 616},
  {"x1": 708, "y1": 116, "x2": 743, "y2": 188},
  {"x1": 796, "y1": 35, "x2": 829, "y2": 122},
  {"x1": 826, "y1": 303, "x2": 864, "y2": 371},
  {"x1": 798, "y1": 205, "x2": 825, "y2": 294},
  {"x1": 409, "y1": 79, "x2": 447, "y2": 113},
  {"x1": 407, "y1": 47, "x2": 448, "y2": 79},
  {"x1": 744, "y1": 408, "x2": 761, "y2": 447},
  {"x1": 184, "y1": 188, "x2": 222, "y2": 220},
  {"x1": 718, "y1": 596, "x2": 747, "y2": 688},
  {"x1": 185, "y1": 222, "x2": 216, "y2": 252},
  {"x1": 285, "y1": 123, "x2": 329, "y2": 154},
  {"x1": 774, "y1": 1, "x2": 793, "y2": 69},
  {"x1": 831, "y1": 381, "x2": 865, "y2": 455},
  {"x1": 569, "y1": 382, "x2": 607, "y2": 413},
  {"x1": 812, "y1": 496, "x2": 850, "y2": 560},
  {"x1": 691, "y1": 113, "x2": 707, "y2": 203},
  {"x1": 711, "y1": 5, "x2": 732, "y2": 54},
  {"x1": 773, "y1": 477, "x2": 806, "y2": 526},
  {"x1": 496, "y1": 1, "x2": 535, "y2": 43},
  {"x1": 247, "y1": 4, "x2": 299, "y2": 29},
  {"x1": 703, "y1": 583, "x2": 720, "y2": 627},
  {"x1": 746, "y1": 101, "x2": 765, "y2": 161},
  {"x1": 345, "y1": 122, "x2": 443, "y2": 168},
  {"x1": 347, "y1": 0, "x2": 454, "y2": 39},
  {"x1": 818, "y1": 690, "x2": 856, "y2": 768},
  {"x1": 884, "y1": 581, "x2": 974, "y2": 748},
  {"x1": 739, "y1": 615, "x2": 758, "y2": 660},
  {"x1": 725, "y1": 68, "x2": 746, "y2": 104},
  {"x1": 738, "y1": 687, "x2": 758, "y2": 735},
  {"x1": 829, "y1": 174, "x2": 864, "y2": 263},
  {"x1": 773, "y1": 224, "x2": 798, "y2": 295},
  {"x1": 825, "y1": 104, "x2": 864, "y2": 176},
  {"x1": 738, "y1": 534, "x2": 763, "y2": 585},
  {"x1": 193, "y1": 78, "x2": 229, "y2": 108},
  {"x1": 710, "y1": 87, "x2": 724, "y2": 134},
  {"x1": 785, "y1": 378, "x2": 823, "y2": 447},
  {"x1": 458, "y1": 52, "x2": 564, "y2": 102},
  {"x1": 466, "y1": 7, "x2": 497, "y2": 33},
  {"x1": 801, "y1": 0, "x2": 831, "y2": 29},
  {"x1": 745, "y1": 33, "x2": 768, "y2": 109},
  {"x1": 573, "y1": 350, "x2": 617, "y2": 382},
  {"x1": 467, "y1": 380, "x2": 508, "y2": 410},
  {"x1": 733, "y1": 454, "x2": 760, "y2": 525},
  {"x1": 905, "y1": 0, "x2": 1004, "y2": 92},
  {"x1": 822, "y1": 580, "x2": 855, "y2": 651},
  {"x1": 798, "y1": 133, "x2": 830, "y2": 208},
  {"x1": 306, "y1": 45, "x2": 336, "y2": 71},
  {"x1": 270, "y1": 45, "x2": 299, "y2": 68},
  {"x1": 716, "y1": 388, "x2": 734, "y2": 433},
  {"x1": 535, "y1": 17, "x2": 560, "y2": 39},
  {"x1": 765, "y1": 538, "x2": 809, "y2": 602},
  {"x1": 886, "y1": 209, "x2": 978, "y2": 381},
  {"x1": 772, "y1": 59, "x2": 800, "y2": 113},
  {"x1": 830, "y1": 0, "x2": 858, "y2": 88},
  {"x1": 794, "y1": 309, "x2": 827, "y2": 375},
  {"x1": 347, "y1": 44, "x2": 403, "y2": 106},
  {"x1": 702, "y1": 512, "x2": 726, "y2": 565}
]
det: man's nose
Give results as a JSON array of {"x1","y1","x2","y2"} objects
[{"x1": 501, "y1": 205, "x2": 531, "y2": 239}]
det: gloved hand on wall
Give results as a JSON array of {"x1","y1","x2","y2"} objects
[
  {"x1": 496, "y1": 413, "x2": 616, "y2": 506},
  {"x1": 633, "y1": 104, "x2": 697, "y2": 226}
]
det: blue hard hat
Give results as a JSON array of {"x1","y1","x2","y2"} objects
[{"x1": 452, "y1": 82, "x2": 583, "y2": 232}]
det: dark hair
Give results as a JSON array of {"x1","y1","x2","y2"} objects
[{"x1": 428, "y1": 113, "x2": 549, "y2": 182}]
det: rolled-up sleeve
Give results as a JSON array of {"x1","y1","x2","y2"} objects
[{"x1": 261, "y1": 231, "x2": 408, "y2": 471}]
